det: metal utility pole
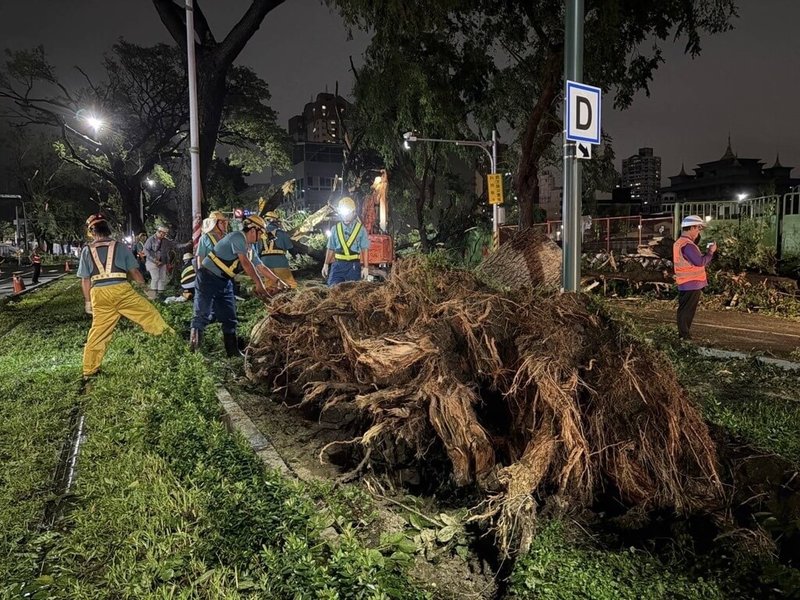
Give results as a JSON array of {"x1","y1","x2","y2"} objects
[
  {"x1": 562, "y1": 0, "x2": 584, "y2": 292},
  {"x1": 402, "y1": 131, "x2": 499, "y2": 235},
  {"x1": 186, "y1": 0, "x2": 203, "y2": 248}
]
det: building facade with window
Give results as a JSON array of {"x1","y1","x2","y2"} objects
[{"x1": 621, "y1": 147, "x2": 662, "y2": 213}]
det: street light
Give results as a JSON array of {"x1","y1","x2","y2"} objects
[
  {"x1": 86, "y1": 116, "x2": 103, "y2": 133},
  {"x1": 402, "y1": 130, "x2": 503, "y2": 237}
]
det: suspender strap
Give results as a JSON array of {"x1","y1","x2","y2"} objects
[
  {"x1": 89, "y1": 241, "x2": 128, "y2": 285},
  {"x1": 334, "y1": 221, "x2": 362, "y2": 261},
  {"x1": 260, "y1": 234, "x2": 285, "y2": 255}
]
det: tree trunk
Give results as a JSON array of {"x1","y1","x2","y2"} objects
[
  {"x1": 415, "y1": 193, "x2": 430, "y2": 253},
  {"x1": 119, "y1": 184, "x2": 144, "y2": 234},
  {"x1": 516, "y1": 49, "x2": 563, "y2": 229}
]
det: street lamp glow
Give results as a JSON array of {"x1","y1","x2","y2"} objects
[
  {"x1": 86, "y1": 116, "x2": 104, "y2": 133},
  {"x1": 737, "y1": 193, "x2": 748, "y2": 202},
  {"x1": 403, "y1": 140, "x2": 411, "y2": 151},
  {"x1": 146, "y1": 178, "x2": 155, "y2": 187}
]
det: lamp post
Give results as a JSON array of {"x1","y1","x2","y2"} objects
[{"x1": 402, "y1": 130, "x2": 503, "y2": 237}]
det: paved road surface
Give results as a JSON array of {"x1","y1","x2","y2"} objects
[
  {"x1": 612, "y1": 299, "x2": 800, "y2": 359},
  {"x1": 0, "y1": 266, "x2": 69, "y2": 298}
]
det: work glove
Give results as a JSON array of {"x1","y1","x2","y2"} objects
[
  {"x1": 321, "y1": 263, "x2": 329, "y2": 278},
  {"x1": 361, "y1": 267, "x2": 370, "y2": 281},
  {"x1": 84, "y1": 301, "x2": 93, "y2": 315}
]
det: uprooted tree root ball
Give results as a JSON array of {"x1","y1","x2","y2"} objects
[{"x1": 245, "y1": 257, "x2": 722, "y2": 556}]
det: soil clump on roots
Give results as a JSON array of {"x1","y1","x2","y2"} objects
[{"x1": 245, "y1": 256, "x2": 722, "y2": 556}]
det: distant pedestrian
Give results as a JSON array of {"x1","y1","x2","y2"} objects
[
  {"x1": 31, "y1": 247, "x2": 42, "y2": 284},
  {"x1": 143, "y1": 225, "x2": 188, "y2": 300},
  {"x1": 673, "y1": 215, "x2": 716, "y2": 340},
  {"x1": 134, "y1": 232, "x2": 148, "y2": 280}
]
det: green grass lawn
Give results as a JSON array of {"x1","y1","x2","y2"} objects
[{"x1": 0, "y1": 280, "x2": 427, "y2": 599}]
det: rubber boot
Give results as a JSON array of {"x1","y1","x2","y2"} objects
[
  {"x1": 190, "y1": 328, "x2": 203, "y2": 353},
  {"x1": 223, "y1": 332, "x2": 243, "y2": 357}
]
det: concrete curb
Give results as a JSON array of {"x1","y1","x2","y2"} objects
[
  {"x1": 215, "y1": 385, "x2": 293, "y2": 476},
  {"x1": 697, "y1": 346, "x2": 800, "y2": 371}
]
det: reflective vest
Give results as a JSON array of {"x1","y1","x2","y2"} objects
[
  {"x1": 180, "y1": 262, "x2": 196, "y2": 289},
  {"x1": 206, "y1": 251, "x2": 240, "y2": 279},
  {"x1": 334, "y1": 221, "x2": 363, "y2": 261},
  {"x1": 260, "y1": 231, "x2": 286, "y2": 256},
  {"x1": 673, "y1": 236, "x2": 707, "y2": 287},
  {"x1": 88, "y1": 241, "x2": 128, "y2": 287}
]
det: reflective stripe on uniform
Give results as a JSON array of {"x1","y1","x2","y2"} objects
[
  {"x1": 89, "y1": 241, "x2": 128, "y2": 285},
  {"x1": 207, "y1": 251, "x2": 240, "y2": 279},
  {"x1": 672, "y1": 237, "x2": 707, "y2": 286},
  {"x1": 260, "y1": 233, "x2": 285, "y2": 256},
  {"x1": 180, "y1": 265, "x2": 196, "y2": 285},
  {"x1": 334, "y1": 221, "x2": 362, "y2": 261}
]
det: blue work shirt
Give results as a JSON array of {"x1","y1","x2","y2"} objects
[
  {"x1": 327, "y1": 219, "x2": 370, "y2": 258},
  {"x1": 258, "y1": 224, "x2": 293, "y2": 269},
  {"x1": 77, "y1": 239, "x2": 138, "y2": 287},
  {"x1": 201, "y1": 230, "x2": 248, "y2": 278},
  {"x1": 196, "y1": 231, "x2": 223, "y2": 263}
]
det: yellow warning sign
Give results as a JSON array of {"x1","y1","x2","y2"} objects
[{"x1": 487, "y1": 173, "x2": 504, "y2": 205}]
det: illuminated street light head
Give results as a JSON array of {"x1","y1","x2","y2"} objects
[
  {"x1": 146, "y1": 178, "x2": 155, "y2": 187},
  {"x1": 86, "y1": 116, "x2": 104, "y2": 133}
]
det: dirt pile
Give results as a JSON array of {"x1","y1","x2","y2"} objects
[{"x1": 246, "y1": 257, "x2": 722, "y2": 555}]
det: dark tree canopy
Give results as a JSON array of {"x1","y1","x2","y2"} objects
[{"x1": 330, "y1": 0, "x2": 737, "y2": 227}]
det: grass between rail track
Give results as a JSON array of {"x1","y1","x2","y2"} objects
[{"x1": 0, "y1": 280, "x2": 427, "y2": 599}]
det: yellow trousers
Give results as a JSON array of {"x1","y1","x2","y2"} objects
[
  {"x1": 268, "y1": 267, "x2": 297, "y2": 290},
  {"x1": 83, "y1": 283, "x2": 171, "y2": 377},
  {"x1": 258, "y1": 265, "x2": 298, "y2": 292}
]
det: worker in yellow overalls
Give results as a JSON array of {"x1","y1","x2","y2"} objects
[{"x1": 77, "y1": 214, "x2": 171, "y2": 384}]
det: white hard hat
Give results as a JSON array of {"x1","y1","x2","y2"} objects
[
  {"x1": 201, "y1": 217, "x2": 217, "y2": 234},
  {"x1": 680, "y1": 215, "x2": 705, "y2": 228},
  {"x1": 182, "y1": 252, "x2": 193, "y2": 261}
]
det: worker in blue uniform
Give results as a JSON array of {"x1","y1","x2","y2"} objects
[
  {"x1": 322, "y1": 197, "x2": 370, "y2": 286},
  {"x1": 190, "y1": 215, "x2": 270, "y2": 356}
]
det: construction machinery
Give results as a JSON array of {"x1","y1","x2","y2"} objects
[{"x1": 359, "y1": 170, "x2": 394, "y2": 278}]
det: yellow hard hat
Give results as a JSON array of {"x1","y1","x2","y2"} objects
[
  {"x1": 338, "y1": 196, "x2": 356, "y2": 214},
  {"x1": 243, "y1": 214, "x2": 267, "y2": 232},
  {"x1": 208, "y1": 210, "x2": 227, "y2": 223},
  {"x1": 264, "y1": 211, "x2": 280, "y2": 221}
]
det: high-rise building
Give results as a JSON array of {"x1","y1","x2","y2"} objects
[
  {"x1": 288, "y1": 93, "x2": 352, "y2": 144},
  {"x1": 621, "y1": 147, "x2": 661, "y2": 212}
]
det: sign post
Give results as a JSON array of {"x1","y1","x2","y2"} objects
[{"x1": 562, "y1": 0, "x2": 601, "y2": 292}]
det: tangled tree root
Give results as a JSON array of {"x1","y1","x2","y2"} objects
[{"x1": 246, "y1": 256, "x2": 722, "y2": 556}]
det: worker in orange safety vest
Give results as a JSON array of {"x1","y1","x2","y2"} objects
[{"x1": 672, "y1": 215, "x2": 717, "y2": 340}]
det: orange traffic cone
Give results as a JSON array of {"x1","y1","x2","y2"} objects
[
  {"x1": 12, "y1": 272, "x2": 26, "y2": 294},
  {"x1": 65, "y1": 260, "x2": 71, "y2": 273}
]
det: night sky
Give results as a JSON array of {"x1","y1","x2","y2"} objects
[{"x1": 0, "y1": 0, "x2": 797, "y2": 186}]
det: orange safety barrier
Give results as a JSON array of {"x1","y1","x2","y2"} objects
[{"x1": 12, "y1": 272, "x2": 26, "y2": 294}]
